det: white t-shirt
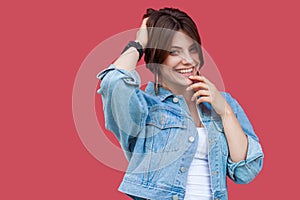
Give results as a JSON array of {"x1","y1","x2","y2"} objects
[{"x1": 184, "y1": 127, "x2": 213, "y2": 200}]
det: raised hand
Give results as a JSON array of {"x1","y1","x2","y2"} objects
[
  {"x1": 136, "y1": 17, "x2": 149, "y2": 49},
  {"x1": 186, "y1": 75, "x2": 230, "y2": 118}
]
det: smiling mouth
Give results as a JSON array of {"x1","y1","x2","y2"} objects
[{"x1": 175, "y1": 67, "x2": 194, "y2": 74}]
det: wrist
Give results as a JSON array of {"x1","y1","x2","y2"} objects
[
  {"x1": 121, "y1": 40, "x2": 144, "y2": 61},
  {"x1": 135, "y1": 40, "x2": 145, "y2": 49},
  {"x1": 220, "y1": 103, "x2": 234, "y2": 120}
]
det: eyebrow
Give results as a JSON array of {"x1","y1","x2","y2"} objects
[
  {"x1": 170, "y1": 43, "x2": 197, "y2": 49},
  {"x1": 170, "y1": 46, "x2": 182, "y2": 49}
]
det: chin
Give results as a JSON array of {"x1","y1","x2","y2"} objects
[
  {"x1": 179, "y1": 74, "x2": 193, "y2": 84},
  {"x1": 178, "y1": 77, "x2": 193, "y2": 87}
]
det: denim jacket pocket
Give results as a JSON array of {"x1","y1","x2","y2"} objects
[{"x1": 145, "y1": 107, "x2": 186, "y2": 152}]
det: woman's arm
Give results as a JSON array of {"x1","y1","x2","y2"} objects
[
  {"x1": 187, "y1": 76, "x2": 264, "y2": 183},
  {"x1": 113, "y1": 18, "x2": 148, "y2": 71},
  {"x1": 187, "y1": 75, "x2": 248, "y2": 162},
  {"x1": 187, "y1": 76, "x2": 258, "y2": 162},
  {"x1": 223, "y1": 93, "x2": 264, "y2": 184},
  {"x1": 96, "y1": 18, "x2": 149, "y2": 157},
  {"x1": 220, "y1": 103, "x2": 248, "y2": 162}
]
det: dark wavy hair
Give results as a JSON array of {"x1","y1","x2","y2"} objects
[{"x1": 143, "y1": 8, "x2": 204, "y2": 73}]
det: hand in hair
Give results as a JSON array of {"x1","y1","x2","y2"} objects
[{"x1": 136, "y1": 17, "x2": 148, "y2": 49}]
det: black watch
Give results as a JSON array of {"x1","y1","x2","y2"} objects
[{"x1": 121, "y1": 41, "x2": 144, "y2": 61}]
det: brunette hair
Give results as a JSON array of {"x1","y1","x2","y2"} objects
[{"x1": 143, "y1": 8, "x2": 204, "y2": 73}]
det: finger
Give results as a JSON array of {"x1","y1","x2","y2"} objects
[
  {"x1": 189, "y1": 75, "x2": 215, "y2": 87},
  {"x1": 186, "y1": 81, "x2": 209, "y2": 91},
  {"x1": 196, "y1": 96, "x2": 211, "y2": 105},
  {"x1": 188, "y1": 75, "x2": 206, "y2": 82},
  {"x1": 191, "y1": 90, "x2": 210, "y2": 101},
  {"x1": 198, "y1": 75, "x2": 216, "y2": 87},
  {"x1": 202, "y1": 76, "x2": 213, "y2": 85},
  {"x1": 136, "y1": 18, "x2": 149, "y2": 48},
  {"x1": 141, "y1": 17, "x2": 148, "y2": 28}
]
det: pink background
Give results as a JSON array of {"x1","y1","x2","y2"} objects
[{"x1": 1, "y1": 0, "x2": 300, "y2": 199}]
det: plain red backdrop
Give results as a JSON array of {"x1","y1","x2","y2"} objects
[{"x1": 1, "y1": 0, "x2": 300, "y2": 199}]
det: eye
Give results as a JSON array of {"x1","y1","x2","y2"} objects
[
  {"x1": 169, "y1": 49, "x2": 180, "y2": 56},
  {"x1": 189, "y1": 46, "x2": 198, "y2": 53}
]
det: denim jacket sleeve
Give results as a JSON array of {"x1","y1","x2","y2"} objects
[
  {"x1": 96, "y1": 64, "x2": 148, "y2": 154},
  {"x1": 223, "y1": 93, "x2": 264, "y2": 184}
]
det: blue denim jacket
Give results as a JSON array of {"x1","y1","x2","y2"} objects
[{"x1": 97, "y1": 64, "x2": 264, "y2": 200}]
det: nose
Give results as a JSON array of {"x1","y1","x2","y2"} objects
[{"x1": 181, "y1": 52, "x2": 197, "y2": 66}]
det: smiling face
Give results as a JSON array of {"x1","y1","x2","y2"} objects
[{"x1": 160, "y1": 30, "x2": 201, "y2": 92}]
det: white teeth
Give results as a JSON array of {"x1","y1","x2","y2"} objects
[{"x1": 176, "y1": 68, "x2": 193, "y2": 74}]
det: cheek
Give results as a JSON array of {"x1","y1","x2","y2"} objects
[
  {"x1": 191, "y1": 54, "x2": 200, "y2": 63},
  {"x1": 163, "y1": 56, "x2": 182, "y2": 67}
]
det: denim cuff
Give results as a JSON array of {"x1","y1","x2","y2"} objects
[
  {"x1": 227, "y1": 135, "x2": 264, "y2": 176},
  {"x1": 96, "y1": 64, "x2": 141, "y2": 85}
]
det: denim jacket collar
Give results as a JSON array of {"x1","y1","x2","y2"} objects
[
  {"x1": 145, "y1": 82, "x2": 218, "y2": 120},
  {"x1": 145, "y1": 82, "x2": 175, "y2": 101}
]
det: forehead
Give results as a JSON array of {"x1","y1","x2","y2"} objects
[{"x1": 171, "y1": 30, "x2": 195, "y2": 47}]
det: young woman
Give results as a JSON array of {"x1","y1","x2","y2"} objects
[{"x1": 97, "y1": 7, "x2": 264, "y2": 200}]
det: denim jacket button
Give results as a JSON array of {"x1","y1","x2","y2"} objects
[
  {"x1": 188, "y1": 136, "x2": 195, "y2": 143},
  {"x1": 212, "y1": 171, "x2": 218, "y2": 176},
  {"x1": 172, "y1": 97, "x2": 179, "y2": 103},
  {"x1": 173, "y1": 195, "x2": 178, "y2": 200},
  {"x1": 180, "y1": 167, "x2": 186, "y2": 173}
]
